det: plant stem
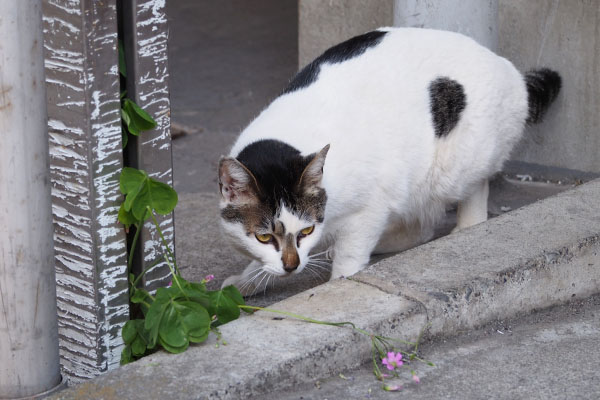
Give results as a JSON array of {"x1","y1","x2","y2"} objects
[
  {"x1": 147, "y1": 207, "x2": 189, "y2": 300},
  {"x1": 128, "y1": 222, "x2": 142, "y2": 271},
  {"x1": 132, "y1": 258, "x2": 162, "y2": 288},
  {"x1": 148, "y1": 207, "x2": 179, "y2": 275},
  {"x1": 239, "y1": 305, "x2": 357, "y2": 329}
]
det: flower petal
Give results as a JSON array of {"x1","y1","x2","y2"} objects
[{"x1": 383, "y1": 384, "x2": 402, "y2": 392}]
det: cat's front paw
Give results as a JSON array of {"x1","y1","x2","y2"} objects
[{"x1": 329, "y1": 263, "x2": 362, "y2": 281}]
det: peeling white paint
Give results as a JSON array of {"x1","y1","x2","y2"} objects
[
  {"x1": 46, "y1": 0, "x2": 82, "y2": 16},
  {"x1": 48, "y1": 118, "x2": 85, "y2": 136}
]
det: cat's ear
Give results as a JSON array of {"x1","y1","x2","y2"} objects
[
  {"x1": 299, "y1": 144, "x2": 330, "y2": 194},
  {"x1": 218, "y1": 157, "x2": 260, "y2": 204}
]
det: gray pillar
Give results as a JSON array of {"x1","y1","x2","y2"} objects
[
  {"x1": 0, "y1": 0, "x2": 62, "y2": 398},
  {"x1": 42, "y1": 0, "x2": 173, "y2": 381},
  {"x1": 394, "y1": 0, "x2": 498, "y2": 50},
  {"x1": 43, "y1": 0, "x2": 129, "y2": 382}
]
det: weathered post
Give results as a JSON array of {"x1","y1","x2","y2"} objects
[
  {"x1": 121, "y1": 0, "x2": 175, "y2": 292},
  {"x1": 0, "y1": 0, "x2": 62, "y2": 397},
  {"x1": 394, "y1": 0, "x2": 498, "y2": 50},
  {"x1": 42, "y1": 0, "x2": 130, "y2": 382},
  {"x1": 42, "y1": 0, "x2": 173, "y2": 381}
]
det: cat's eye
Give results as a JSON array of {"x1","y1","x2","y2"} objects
[
  {"x1": 255, "y1": 233, "x2": 273, "y2": 243},
  {"x1": 300, "y1": 226, "x2": 314, "y2": 236}
]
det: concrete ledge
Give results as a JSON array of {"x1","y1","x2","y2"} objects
[
  {"x1": 355, "y1": 179, "x2": 600, "y2": 334},
  {"x1": 52, "y1": 280, "x2": 425, "y2": 399},
  {"x1": 52, "y1": 180, "x2": 600, "y2": 399}
]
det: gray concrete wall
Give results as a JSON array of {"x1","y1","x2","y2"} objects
[
  {"x1": 297, "y1": 0, "x2": 600, "y2": 174},
  {"x1": 499, "y1": 0, "x2": 600, "y2": 173},
  {"x1": 298, "y1": 0, "x2": 393, "y2": 68},
  {"x1": 394, "y1": 0, "x2": 498, "y2": 50}
]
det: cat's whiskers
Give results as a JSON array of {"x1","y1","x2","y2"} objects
[
  {"x1": 254, "y1": 270, "x2": 272, "y2": 295},
  {"x1": 309, "y1": 248, "x2": 333, "y2": 260},
  {"x1": 306, "y1": 260, "x2": 331, "y2": 271},
  {"x1": 304, "y1": 265, "x2": 326, "y2": 282},
  {"x1": 238, "y1": 267, "x2": 266, "y2": 295},
  {"x1": 263, "y1": 274, "x2": 272, "y2": 295}
]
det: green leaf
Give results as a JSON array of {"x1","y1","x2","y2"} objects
[
  {"x1": 119, "y1": 167, "x2": 178, "y2": 220},
  {"x1": 118, "y1": 202, "x2": 137, "y2": 227},
  {"x1": 131, "y1": 288, "x2": 152, "y2": 304},
  {"x1": 144, "y1": 288, "x2": 170, "y2": 348},
  {"x1": 159, "y1": 304, "x2": 188, "y2": 349},
  {"x1": 131, "y1": 336, "x2": 147, "y2": 356},
  {"x1": 178, "y1": 301, "x2": 210, "y2": 343},
  {"x1": 122, "y1": 320, "x2": 137, "y2": 344},
  {"x1": 120, "y1": 345, "x2": 133, "y2": 365},
  {"x1": 122, "y1": 127, "x2": 128, "y2": 149},
  {"x1": 121, "y1": 99, "x2": 157, "y2": 136},
  {"x1": 133, "y1": 319, "x2": 151, "y2": 344},
  {"x1": 208, "y1": 289, "x2": 241, "y2": 325},
  {"x1": 119, "y1": 40, "x2": 127, "y2": 78},
  {"x1": 158, "y1": 336, "x2": 189, "y2": 354},
  {"x1": 169, "y1": 275, "x2": 211, "y2": 306},
  {"x1": 222, "y1": 285, "x2": 245, "y2": 307}
]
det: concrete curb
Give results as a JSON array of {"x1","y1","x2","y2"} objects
[{"x1": 51, "y1": 180, "x2": 600, "y2": 399}]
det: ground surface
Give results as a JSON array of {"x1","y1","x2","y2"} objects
[
  {"x1": 264, "y1": 293, "x2": 600, "y2": 400},
  {"x1": 167, "y1": 0, "x2": 298, "y2": 194}
]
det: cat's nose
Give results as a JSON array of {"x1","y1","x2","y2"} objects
[
  {"x1": 282, "y1": 236, "x2": 300, "y2": 272},
  {"x1": 282, "y1": 260, "x2": 299, "y2": 273},
  {"x1": 282, "y1": 251, "x2": 300, "y2": 273}
]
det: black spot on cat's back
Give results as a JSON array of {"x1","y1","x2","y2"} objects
[
  {"x1": 283, "y1": 30, "x2": 388, "y2": 94},
  {"x1": 429, "y1": 77, "x2": 467, "y2": 138}
]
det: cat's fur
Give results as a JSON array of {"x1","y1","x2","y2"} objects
[{"x1": 217, "y1": 27, "x2": 561, "y2": 294}]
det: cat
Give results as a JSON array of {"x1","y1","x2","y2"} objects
[{"x1": 217, "y1": 27, "x2": 561, "y2": 295}]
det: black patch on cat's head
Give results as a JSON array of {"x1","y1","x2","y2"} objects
[
  {"x1": 429, "y1": 77, "x2": 467, "y2": 138},
  {"x1": 283, "y1": 30, "x2": 388, "y2": 94},
  {"x1": 230, "y1": 139, "x2": 328, "y2": 224}
]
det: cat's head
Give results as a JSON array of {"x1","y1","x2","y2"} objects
[{"x1": 218, "y1": 140, "x2": 329, "y2": 278}]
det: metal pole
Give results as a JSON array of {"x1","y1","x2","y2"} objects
[
  {"x1": 0, "y1": 0, "x2": 62, "y2": 397},
  {"x1": 394, "y1": 0, "x2": 498, "y2": 50}
]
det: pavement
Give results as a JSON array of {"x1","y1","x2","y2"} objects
[
  {"x1": 51, "y1": 178, "x2": 600, "y2": 400},
  {"x1": 265, "y1": 293, "x2": 600, "y2": 400},
  {"x1": 50, "y1": 2, "x2": 600, "y2": 399}
]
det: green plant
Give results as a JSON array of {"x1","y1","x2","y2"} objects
[
  {"x1": 118, "y1": 167, "x2": 248, "y2": 364},
  {"x1": 118, "y1": 39, "x2": 157, "y2": 149}
]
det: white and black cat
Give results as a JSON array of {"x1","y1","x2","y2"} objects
[{"x1": 217, "y1": 27, "x2": 561, "y2": 294}]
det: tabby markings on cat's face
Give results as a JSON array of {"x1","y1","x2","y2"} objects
[
  {"x1": 218, "y1": 140, "x2": 329, "y2": 278},
  {"x1": 221, "y1": 203, "x2": 324, "y2": 276}
]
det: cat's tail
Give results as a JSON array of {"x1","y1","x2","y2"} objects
[{"x1": 525, "y1": 68, "x2": 562, "y2": 124}]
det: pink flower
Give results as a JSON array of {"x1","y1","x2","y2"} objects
[
  {"x1": 412, "y1": 374, "x2": 420, "y2": 384},
  {"x1": 383, "y1": 384, "x2": 402, "y2": 392},
  {"x1": 381, "y1": 352, "x2": 403, "y2": 371},
  {"x1": 203, "y1": 274, "x2": 215, "y2": 283},
  {"x1": 167, "y1": 281, "x2": 172, "y2": 287}
]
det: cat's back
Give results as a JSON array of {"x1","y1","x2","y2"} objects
[{"x1": 231, "y1": 27, "x2": 524, "y2": 157}]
